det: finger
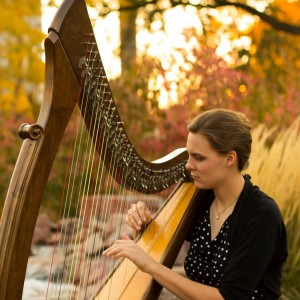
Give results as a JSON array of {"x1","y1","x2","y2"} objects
[
  {"x1": 127, "y1": 210, "x2": 142, "y2": 231},
  {"x1": 129, "y1": 204, "x2": 145, "y2": 229},
  {"x1": 122, "y1": 232, "x2": 132, "y2": 240},
  {"x1": 145, "y1": 210, "x2": 152, "y2": 223},
  {"x1": 136, "y1": 201, "x2": 148, "y2": 221},
  {"x1": 103, "y1": 242, "x2": 126, "y2": 257},
  {"x1": 102, "y1": 245, "x2": 117, "y2": 257}
]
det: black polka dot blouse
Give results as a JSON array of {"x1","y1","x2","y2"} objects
[{"x1": 184, "y1": 209, "x2": 265, "y2": 299}]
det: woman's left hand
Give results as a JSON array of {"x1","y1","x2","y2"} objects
[{"x1": 102, "y1": 233, "x2": 158, "y2": 274}]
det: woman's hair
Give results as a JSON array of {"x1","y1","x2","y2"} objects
[{"x1": 187, "y1": 109, "x2": 252, "y2": 171}]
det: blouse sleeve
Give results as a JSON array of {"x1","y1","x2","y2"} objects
[{"x1": 218, "y1": 197, "x2": 287, "y2": 300}]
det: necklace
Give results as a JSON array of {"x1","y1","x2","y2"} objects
[{"x1": 214, "y1": 196, "x2": 239, "y2": 220}]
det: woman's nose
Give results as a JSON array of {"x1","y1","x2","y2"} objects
[{"x1": 185, "y1": 158, "x2": 193, "y2": 171}]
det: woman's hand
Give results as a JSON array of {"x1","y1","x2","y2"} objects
[
  {"x1": 127, "y1": 201, "x2": 152, "y2": 231},
  {"x1": 103, "y1": 233, "x2": 158, "y2": 274}
]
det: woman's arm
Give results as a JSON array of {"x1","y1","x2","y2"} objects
[
  {"x1": 149, "y1": 260, "x2": 224, "y2": 300},
  {"x1": 103, "y1": 233, "x2": 224, "y2": 300}
]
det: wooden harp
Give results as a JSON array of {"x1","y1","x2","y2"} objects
[{"x1": 0, "y1": 0, "x2": 203, "y2": 299}]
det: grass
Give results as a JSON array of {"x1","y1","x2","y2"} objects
[{"x1": 247, "y1": 117, "x2": 300, "y2": 299}]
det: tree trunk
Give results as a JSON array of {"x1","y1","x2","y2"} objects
[{"x1": 119, "y1": 0, "x2": 137, "y2": 75}]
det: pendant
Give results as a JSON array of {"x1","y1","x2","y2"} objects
[{"x1": 216, "y1": 215, "x2": 220, "y2": 220}]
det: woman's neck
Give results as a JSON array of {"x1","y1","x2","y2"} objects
[{"x1": 213, "y1": 173, "x2": 245, "y2": 206}]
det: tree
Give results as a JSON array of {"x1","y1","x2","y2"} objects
[
  {"x1": 0, "y1": 0, "x2": 45, "y2": 211},
  {"x1": 245, "y1": 2, "x2": 300, "y2": 126},
  {"x1": 134, "y1": 30, "x2": 256, "y2": 158},
  {"x1": 0, "y1": 0, "x2": 45, "y2": 118},
  {"x1": 69, "y1": 0, "x2": 298, "y2": 160},
  {"x1": 93, "y1": 0, "x2": 300, "y2": 65}
]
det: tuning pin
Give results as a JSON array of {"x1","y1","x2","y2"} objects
[{"x1": 19, "y1": 123, "x2": 44, "y2": 140}]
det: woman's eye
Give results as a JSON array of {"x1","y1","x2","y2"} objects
[{"x1": 195, "y1": 156, "x2": 205, "y2": 161}]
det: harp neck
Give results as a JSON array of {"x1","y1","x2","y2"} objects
[{"x1": 48, "y1": 0, "x2": 190, "y2": 193}]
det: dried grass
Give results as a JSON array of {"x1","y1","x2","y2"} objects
[
  {"x1": 247, "y1": 117, "x2": 300, "y2": 209},
  {"x1": 246, "y1": 117, "x2": 300, "y2": 298}
]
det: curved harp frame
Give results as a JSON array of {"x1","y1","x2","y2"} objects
[{"x1": 0, "y1": 0, "x2": 202, "y2": 299}]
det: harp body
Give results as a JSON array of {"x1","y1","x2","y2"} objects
[{"x1": 0, "y1": 0, "x2": 203, "y2": 299}]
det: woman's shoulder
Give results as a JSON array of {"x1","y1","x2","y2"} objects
[
  {"x1": 248, "y1": 181, "x2": 281, "y2": 213},
  {"x1": 236, "y1": 175, "x2": 284, "y2": 223}
]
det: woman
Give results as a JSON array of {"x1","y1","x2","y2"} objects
[{"x1": 103, "y1": 109, "x2": 288, "y2": 300}]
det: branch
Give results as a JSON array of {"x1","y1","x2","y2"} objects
[
  {"x1": 99, "y1": 0, "x2": 300, "y2": 35},
  {"x1": 214, "y1": 0, "x2": 300, "y2": 35}
]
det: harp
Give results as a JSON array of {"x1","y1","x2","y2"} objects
[{"x1": 0, "y1": 0, "x2": 203, "y2": 299}]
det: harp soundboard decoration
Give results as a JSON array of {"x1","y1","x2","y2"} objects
[{"x1": 0, "y1": 0, "x2": 203, "y2": 299}]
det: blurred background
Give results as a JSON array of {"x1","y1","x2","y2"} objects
[{"x1": 1, "y1": 0, "x2": 300, "y2": 299}]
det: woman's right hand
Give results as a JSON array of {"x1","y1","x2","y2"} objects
[{"x1": 126, "y1": 201, "x2": 152, "y2": 231}]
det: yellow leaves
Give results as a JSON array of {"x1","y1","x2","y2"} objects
[
  {"x1": 273, "y1": 56, "x2": 284, "y2": 66},
  {"x1": 3, "y1": 0, "x2": 41, "y2": 16},
  {"x1": 275, "y1": 0, "x2": 300, "y2": 24},
  {"x1": 239, "y1": 84, "x2": 247, "y2": 93},
  {"x1": 0, "y1": 91, "x2": 33, "y2": 118},
  {"x1": 27, "y1": 57, "x2": 45, "y2": 83},
  {"x1": 0, "y1": 0, "x2": 45, "y2": 109},
  {"x1": 16, "y1": 94, "x2": 33, "y2": 116},
  {"x1": 245, "y1": 0, "x2": 300, "y2": 94},
  {"x1": 249, "y1": 18, "x2": 270, "y2": 46},
  {"x1": 225, "y1": 87, "x2": 233, "y2": 99},
  {"x1": 0, "y1": 0, "x2": 41, "y2": 34},
  {"x1": 249, "y1": 43, "x2": 257, "y2": 55}
]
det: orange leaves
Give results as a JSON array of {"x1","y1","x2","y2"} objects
[
  {"x1": 275, "y1": 0, "x2": 300, "y2": 25},
  {"x1": 250, "y1": 19, "x2": 269, "y2": 48}
]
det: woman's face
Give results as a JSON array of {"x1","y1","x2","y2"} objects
[{"x1": 185, "y1": 132, "x2": 229, "y2": 189}]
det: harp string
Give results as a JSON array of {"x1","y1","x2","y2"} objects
[
  {"x1": 68, "y1": 41, "x2": 101, "y2": 298},
  {"x1": 91, "y1": 135, "x2": 122, "y2": 293},
  {"x1": 75, "y1": 39, "x2": 159, "y2": 298},
  {"x1": 80, "y1": 67, "x2": 113, "y2": 296},
  {"x1": 44, "y1": 32, "x2": 181, "y2": 300},
  {"x1": 71, "y1": 39, "x2": 117, "y2": 298},
  {"x1": 46, "y1": 35, "x2": 101, "y2": 299},
  {"x1": 69, "y1": 47, "x2": 105, "y2": 298},
  {"x1": 78, "y1": 114, "x2": 110, "y2": 298},
  {"x1": 70, "y1": 37, "x2": 131, "y2": 298},
  {"x1": 46, "y1": 106, "x2": 82, "y2": 300},
  {"x1": 73, "y1": 43, "x2": 111, "y2": 296}
]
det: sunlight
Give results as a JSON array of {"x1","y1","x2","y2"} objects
[
  {"x1": 41, "y1": 1, "x2": 255, "y2": 108},
  {"x1": 93, "y1": 12, "x2": 121, "y2": 78},
  {"x1": 248, "y1": 0, "x2": 270, "y2": 12},
  {"x1": 41, "y1": 1, "x2": 121, "y2": 79}
]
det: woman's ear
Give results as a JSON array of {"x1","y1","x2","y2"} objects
[{"x1": 225, "y1": 151, "x2": 237, "y2": 167}]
